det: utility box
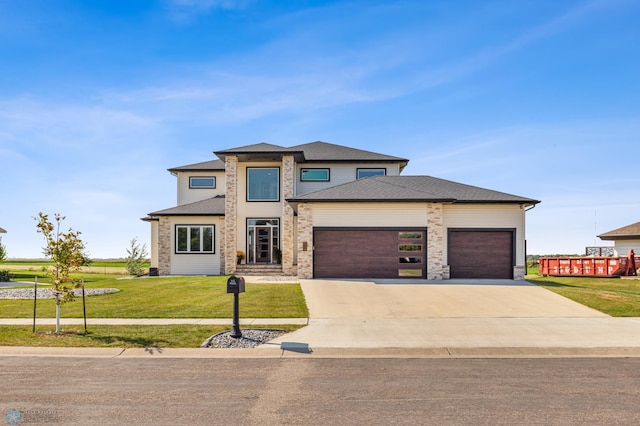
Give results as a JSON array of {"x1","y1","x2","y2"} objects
[{"x1": 226, "y1": 275, "x2": 245, "y2": 294}]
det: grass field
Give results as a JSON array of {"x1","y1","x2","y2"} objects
[
  {"x1": 526, "y1": 272, "x2": 640, "y2": 317},
  {"x1": 0, "y1": 262, "x2": 308, "y2": 347},
  {"x1": 0, "y1": 324, "x2": 303, "y2": 348},
  {"x1": 0, "y1": 274, "x2": 308, "y2": 319}
]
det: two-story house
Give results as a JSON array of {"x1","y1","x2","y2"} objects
[{"x1": 144, "y1": 141, "x2": 540, "y2": 280}]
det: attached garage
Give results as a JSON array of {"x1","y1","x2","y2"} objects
[
  {"x1": 448, "y1": 229, "x2": 515, "y2": 279},
  {"x1": 313, "y1": 228, "x2": 426, "y2": 279}
]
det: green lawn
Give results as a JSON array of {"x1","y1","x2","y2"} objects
[
  {"x1": 0, "y1": 324, "x2": 303, "y2": 348},
  {"x1": 0, "y1": 274, "x2": 308, "y2": 319},
  {"x1": 527, "y1": 274, "x2": 640, "y2": 317},
  {"x1": 0, "y1": 270, "x2": 308, "y2": 348}
]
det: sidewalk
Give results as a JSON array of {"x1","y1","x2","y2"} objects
[{"x1": 0, "y1": 318, "x2": 308, "y2": 326}]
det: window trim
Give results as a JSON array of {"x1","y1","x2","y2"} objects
[
  {"x1": 300, "y1": 168, "x2": 330, "y2": 182},
  {"x1": 356, "y1": 168, "x2": 386, "y2": 179},
  {"x1": 246, "y1": 167, "x2": 280, "y2": 202},
  {"x1": 175, "y1": 225, "x2": 215, "y2": 254},
  {"x1": 189, "y1": 176, "x2": 216, "y2": 189}
]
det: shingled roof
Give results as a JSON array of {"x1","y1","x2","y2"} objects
[
  {"x1": 168, "y1": 159, "x2": 225, "y2": 173},
  {"x1": 214, "y1": 142, "x2": 305, "y2": 162},
  {"x1": 208, "y1": 141, "x2": 407, "y2": 165},
  {"x1": 598, "y1": 221, "x2": 640, "y2": 240},
  {"x1": 288, "y1": 176, "x2": 540, "y2": 205},
  {"x1": 289, "y1": 141, "x2": 408, "y2": 164},
  {"x1": 147, "y1": 196, "x2": 225, "y2": 217}
]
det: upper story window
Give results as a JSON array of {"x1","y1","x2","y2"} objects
[
  {"x1": 247, "y1": 167, "x2": 280, "y2": 201},
  {"x1": 300, "y1": 168, "x2": 330, "y2": 182},
  {"x1": 189, "y1": 176, "x2": 216, "y2": 188},
  {"x1": 357, "y1": 168, "x2": 386, "y2": 179},
  {"x1": 176, "y1": 225, "x2": 214, "y2": 254}
]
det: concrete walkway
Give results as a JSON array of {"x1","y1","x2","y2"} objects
[{"x1": 1, "y1": 278, "x2": 640, "y2": 358}]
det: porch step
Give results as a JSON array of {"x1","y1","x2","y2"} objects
[{"x1": 234, "y1": 264, "x2": 286, "y2": 276}]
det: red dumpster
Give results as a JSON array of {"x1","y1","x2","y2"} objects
[{"x1": 539, "y1": 255, "x2": 638, "y2": 277}]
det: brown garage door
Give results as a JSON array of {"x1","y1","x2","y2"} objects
[
  {"x1": 313, "y1": 228, "x2": 426, "y2": 279},
  {"x1": 448, "y1": 229, "x2": 514, "y2": 279}
]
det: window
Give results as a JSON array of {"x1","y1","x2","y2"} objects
[
  {"x1": 247, "y1": 167, "x2": 279, "y2": 201},
  {"x1": 399, "y1": 232, "x2": 422, "y2": 239},
  {"x1": 357, "y1": 168, "x2": 386, "y2": 179},
  {"x1": 301, "y1": 168, "x2": 330, "y2": 182},
  {"x1": 399, "y1": 244, "x2": 422, "y2": 251},
  {"x1": 399, "y1": 269, "x2": 423, "y2": 277},
  {"x1": 176, "y1": 225, "x2": 214, "y2": 253},
  {"x1": 190, "y1": 177, "x2": 216, "y2": 188},
  {"x1": 399, "y1": 257, "x2": 422, "y2": 263}
]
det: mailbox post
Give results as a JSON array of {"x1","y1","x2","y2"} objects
[{"x1": 226, "y1": 275, "x2": 245, "y2": 338}]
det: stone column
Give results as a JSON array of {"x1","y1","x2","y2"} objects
[
  {"x1": 158, "y1": 216, "x2": 171, "y2": 275},
  {"x1": 219, "y1": 217, "x2": 226, "y2": 275},
  {"x1": 426, "y1": 203, "x2": 445, "y2": 280},
  {"x1": 224, "y1": 155, "x2": 238, "y2": 275},
  {"x1": 296, "y1": 203, "x2": 313, "y2": 279},
  {"x1": 281, "y1": 155, "x2": 295, "y2": 275}
]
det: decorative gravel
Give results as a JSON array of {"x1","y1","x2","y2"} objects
[
  {"x1": 201, "y1": 328, "x2": 287, "y2": 348},
  {"x1": 0, "y1": 288, "x2": 120, "y2": 299}
]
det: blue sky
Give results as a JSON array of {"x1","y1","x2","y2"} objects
[{"x1": 1, "y1": 0, "x2": 639, "y2": 258}]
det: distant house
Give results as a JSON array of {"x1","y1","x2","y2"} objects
[
  {"x1": 143, "y1": 141, "x2": 540, "y2": 280},
  {"x1": 0, "y1": 227, "x2": 5, "y2": 233},
  {"x1": 598, "y1": 221, "x2": 640, "y2": 256}
]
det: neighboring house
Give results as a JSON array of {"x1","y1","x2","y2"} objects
[
  {"x1": 143, "y1": 141, "x2": 540, "y2": 280},
  {"x1": 0, "y1": 227, "x2": 6, "y2": 233},
  {"x1": 597, "y1": 221, "x2": 640, "y2": 256}
]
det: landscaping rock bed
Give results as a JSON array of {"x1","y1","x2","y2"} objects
[
  {"x1": 201, "y1": 328, "x2": 287, "y2": 348},
  {"x1": 0, "y1": 288, "x2": 120, "y2": 299}
]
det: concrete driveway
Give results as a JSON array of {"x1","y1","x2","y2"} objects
[
  {"x1": 266, "y1": 279, "x2": 640, "y2": 353},
  {"x1": 299, "y1": 279, "x2": 608, "y2": 319}
]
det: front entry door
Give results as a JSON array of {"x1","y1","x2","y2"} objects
[{"x1": 256, "y1": 227, "x2": 272, "y2": 263}]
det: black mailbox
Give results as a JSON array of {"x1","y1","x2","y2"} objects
[{"x1": 226, "y1": 275, "x2": 245, "y2": 294}]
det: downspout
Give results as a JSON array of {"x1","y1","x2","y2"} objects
[{"x1": 523, "y1": 203, "x2": 537, "y2": 275}]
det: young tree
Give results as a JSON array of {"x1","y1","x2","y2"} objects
[
  {"x1": 35, "y1": 213, "x2": 87, "y2": 332},
  {"x1": 0, "y1": 236, "x2": 8, "y2": 282},
  {"x1": 126, "y1": 237, "x2": 148, "y2": 276},
  {"x1": 0, "y1": 236, "x2": 6, "y2": 264}
]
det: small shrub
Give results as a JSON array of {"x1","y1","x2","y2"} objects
[
  {"x1": 126, "y1": 237, "x2": 148, "y2": 276},
  {"x1": 0, "y1": 270, "x2": 11, "y2": 282}
]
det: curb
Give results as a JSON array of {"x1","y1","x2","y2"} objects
[{"x1": 1, "y1": 346, "x2": 639, "y2": 359}]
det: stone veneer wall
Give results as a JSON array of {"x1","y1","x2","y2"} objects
[
  {"x1": 158, "y1": 216, "x2": 172, "y2": 275},
  {"x1": 296, "y1": 204, "x2": 313, "y2": 279},
  {"x1": 224, "y1": 155, "x2": 238, "y2": 275},
  {"x1": 426, "y1": 203, "x2": 446, "y2": 280},
  {"x1": 281, "y1": 155, "x2": 295, "y2": 275},
  {"x1": 219, "y1": 217, "x2": 226, "y2": 274},
  {"x1": 513, "y1": 266, "x2": 525, "y2": 280}
]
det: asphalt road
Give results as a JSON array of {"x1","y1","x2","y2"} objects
[{"x1": 1, "y1": 357, "x2": 639, "y2": 425}]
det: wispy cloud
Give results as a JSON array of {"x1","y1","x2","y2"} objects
[{"x1": 165, "y1": 0, "x2": 253, "y2": 22}]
